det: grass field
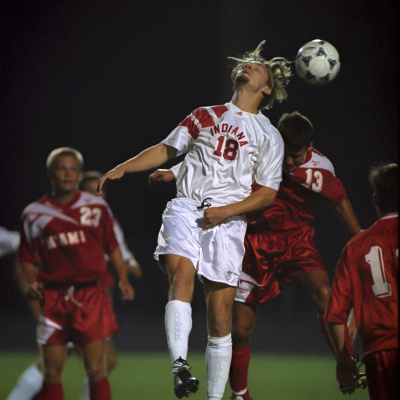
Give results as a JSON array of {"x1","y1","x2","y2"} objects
[{"x1": 0, "y1": 352, "x2": 369, "y2": 400}]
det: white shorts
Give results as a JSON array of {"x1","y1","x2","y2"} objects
[{"x1": 154, "y1": 197, "x2": 247, "y2": 286}]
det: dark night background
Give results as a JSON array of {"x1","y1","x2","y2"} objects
[{"x1": 0, "y1": 0, "x2": 398, "y2": 355}]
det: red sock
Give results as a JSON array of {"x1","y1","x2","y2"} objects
[
  {"x1": 89, "y1": 377, "x2": 111, "y2": 400},
  {"x1": 319, "y1": 316, "x2": 354, "y2": 358},
  {"x1": 229, "y1": 345, "x2": 251, "y2": 399},
  {"x1": 39, "y1": 382, "x2": 63, "y2": 400}
]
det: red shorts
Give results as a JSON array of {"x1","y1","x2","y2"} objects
[
  {"x1": 235, "y1": 225, "x2": 325, "y2": 303},
  {"x1": 37, "y1": 283, "x2": 119, "y2": 346},
  {"x1": 364, "y1": 349, "x2": 399, "y2": 400}
]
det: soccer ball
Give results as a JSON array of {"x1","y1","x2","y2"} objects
[{"x1": 295, "y1": 39, "x2": 340, "y2": 86}]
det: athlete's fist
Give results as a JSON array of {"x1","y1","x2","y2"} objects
[
  {"x1": 148, "y1": 169, "x2": 175, "y2": 187},
  {"x1": 203, "y1": 206, "x2": 231, "y2": 228},
  {"x1": 26, "y1": 281, "x2": 44, "y2": 301},
  {"x1": 118, "y1": 279, "x2": 135, "y2": 301}
]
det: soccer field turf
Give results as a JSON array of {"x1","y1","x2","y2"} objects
[{"x1": 0, "y1": 352, "x2": 369, "y2": 399}]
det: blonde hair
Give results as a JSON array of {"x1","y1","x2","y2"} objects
[
  {"x1": 46, "y1": 147, "x2": 84, "y2": 172},
  {"x1": 229, "y1": 40, "x2": 292, "y2": 110}
]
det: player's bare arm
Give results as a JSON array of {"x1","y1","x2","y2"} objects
[
  {"x1": 331, "y1": 198, "x2": 361, "y2": 236},
  {"x1": 109, "y1": 247, "x2": 135, "y2": 301},
  {"x1": 126, "y1": 258, "x2": 143, "y2": 279},
  {"x1": 98, "y1": 143, "x2": 177, "y2": 195},
  {"x1": 21, "y1": 261, "x2": 43, "y2": 301},
  {"x1": 203, "y1": 186, "x2": 277, "y2": 228},
  {"x1": 13, "y1": 257, "x2": 41, "y2": 318}
]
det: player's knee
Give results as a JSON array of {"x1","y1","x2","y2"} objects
[
  {"x1": 208, "y1": 315, "x2": 231, "y2": 337},
  {"x1": 106, "y1": 354, "x2": 117, "y2": 373},
  {"x1": 43, "y1": 365, "x2": 63, "y2": 383},
  {"x1": 232, "y1": 320, "x2": 252, "y2": 339},
  {"x1": 85, "y1": 360, "x2": 106, "y2": 381},
  {"x1": 169, "y1": 280, "x2": 194, "y2": 302},
  {"x1": 232, "y1": 324, "x2": 252, "y2": 349},
  {"x1": 314, "y1": 284, "x2": 330, "y2": 314}
]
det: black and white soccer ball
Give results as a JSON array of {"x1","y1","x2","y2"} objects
[{"x1": 295, "y1": 40, "x2": 341, "y2": 86}]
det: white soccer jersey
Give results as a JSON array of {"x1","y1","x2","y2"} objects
[
  {"x1": 162, "y1": 102, "x2": 284, "y2": 205},
  {"x1": 0, "y1": 226, "x2": 20, "y2": 257}
]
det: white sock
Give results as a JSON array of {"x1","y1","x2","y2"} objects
[
  {"x1": 206, "y1": 334, "x2": 232, "y2": 400},
  {"x1": 79, "y1": 376, "x2": 89, "y2": 400},
  {"x1": 6, "y1": 363, "x2": 43, "y2": 400},
  {"x1": 165, "y1": 300, "x2": 192, "y2": 369}
]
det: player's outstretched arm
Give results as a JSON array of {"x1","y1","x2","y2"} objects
[
  {"x1": 98, "y1": 143, "x2": 177, "y2": 195},
  {"x1": 331, "y1": 199, "x2": 362, "y2": 237},
  {"x1": 203, "y1": 186, "x2": 277, "y2": 228},
  {"x1": 109, "y1": 247, "x2": 135, "y2": 301}
]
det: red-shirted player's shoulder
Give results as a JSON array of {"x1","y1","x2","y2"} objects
[
  {"x1": 344, "y1": 215, "x2": 398, "y2": 250},
  {"x1": 74, "y1": 191, "x2": 108, "y2": 207},
  {"x1": 301, "y1": 147, "x2": 336, "y2": 175},
  {"x1": 20, "y1": 194, "x2": 54, "y2": 218}
]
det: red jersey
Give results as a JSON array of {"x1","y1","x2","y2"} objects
[
  {"x1": 325, "y1": 215, "x2": 398, "y2": 356},
  {"x1": 19, "y1": 191, "x2": 119, "y2": 285},
  {"x1": 247, "y1": 147, "x2": 347, "y2": 232}
]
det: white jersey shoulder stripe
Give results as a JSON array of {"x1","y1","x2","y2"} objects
[
  {"x1": 72, "y1": 191, "x2": 108, "y2": 209},
  {"x1": 302, "y1": 149, "x2": 335, "y2": 175},
  {"x1": 22, "y1": 202, "x2": 78, "y2": 226},
  {"x1": 204, "y1": 106, "x2": 219, "y2": 122}
]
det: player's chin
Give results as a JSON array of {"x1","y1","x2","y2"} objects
[
  {"x1": 283, "y1": 166, "x2": 296, "y2": 173},
  {"x1": 235, "y1": 74, "x2": 249, "y2": 85}
]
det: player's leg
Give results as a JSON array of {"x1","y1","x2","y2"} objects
[
  {"x1": 39, "y1": 344, "x2": 68, "y2": 400},
  {"x1": 104, "y1": 338, "x2": 117, "y2": 374},
  {"x1": 203, "y1": 279, "x2": 237, "y2": 400},
  {"x1": 5, "y1": 360, "x2": 43, "y2": 400},
  {"x1": 229, "y1": 301, "x2": 257, "y2": 400},
  {"x1": 291, "y1": 270, "x2": 353, "y2": 355},
  {"x1": 291, "y1": 269, "x2": 329, "y2": 315},
  {"x1": 80, "y1": 338, "x2": 117, "y2": 400},
  {"x1": 80, "y1": 339, "x2": 110, "y2": 400},
  {"x1": 164, "y1": 254, "x2": 198, "y2": 398}
]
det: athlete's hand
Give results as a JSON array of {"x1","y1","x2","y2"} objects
[
  {"x1": 97, "y1": 166, "x2": 126, "y2": 196},
  {"x1": 126, "y1": 258, "x2": 143, "y2": 279},
  {"x1": 148, "y1": 169, "x2": 175, "y2": 187},
  {"x1": 118, "y1": 279, "x2": 135, "y2": 301},
  {"x1": 203, "y1": 206, "x2": 231, "y2": 228},
  {"x1": 336, "y1": 356, "x2": 359, "y2": 391},
  {"x1": 26, "y1": 281, "x2": 44, "y2": 301}
]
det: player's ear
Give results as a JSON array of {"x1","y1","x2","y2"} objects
[
  {"x1": 261, "y1": 86, "x2": 271, "y2": 96},
  {"x1": 307, "y1": 141, "x2": 313, "y2": 150},
  {"x1": 372, "y1": 193, "x2": 378, "y2": 207}
]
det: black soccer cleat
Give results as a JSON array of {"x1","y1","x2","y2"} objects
[
  {"x1": 173, "y1": 357, "x2": 199, "y2": 398},
  {"x1": 340, "y1": 372, "x2": 368, "y2": 395},
  {"x1": 339, "y1": 354, "x2": 368, "y2": 395}
]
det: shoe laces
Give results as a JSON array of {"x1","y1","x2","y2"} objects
[
  {"x1": 352, "y1": 353, "x2": 364, "y2": 370},
  {"x1": 173, "y1": 357, "x2": 191, "y2": 374}
]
